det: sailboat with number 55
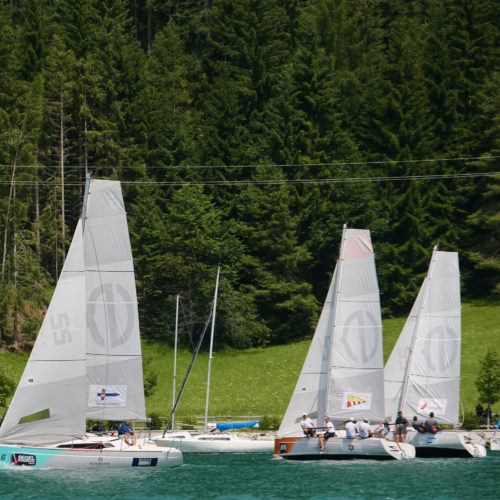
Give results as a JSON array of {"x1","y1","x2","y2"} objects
[{"x1": 0, "y1": 178, "x2": 182, "y2": 468}]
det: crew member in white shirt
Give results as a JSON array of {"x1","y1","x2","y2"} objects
[
  {"x1": 359, "y1": 419, "x2": 373, "y2": 438},
  {"x1": 345, "y1": 417, "x2": 357, "y2": 438},
  {"x1": 300, "y1": 413, "x2": 316, "y2": 437},
  {"x1": 318, "y1": 416, "x2": 336, "y2": 452}
]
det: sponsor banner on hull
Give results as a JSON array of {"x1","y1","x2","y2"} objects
[
  {"x1": 132, "y1": 457, "x2": 158, "y2": 467},
  {"x1": 11, "y1": 453, "x2": 36, "y2": 466}
]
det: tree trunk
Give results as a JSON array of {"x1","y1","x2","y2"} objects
[{"x1": 60, "y1": 87, "x2": 66, "y2": 265}]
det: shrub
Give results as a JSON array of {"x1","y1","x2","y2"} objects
[
  {"x1": 179, "y1": 415, "x2": 199, "y2": 430},
  {"x1": 149, "y1": 413, "x2": 163, "y2": 430},
  {"x1": 461, "y1": 412, "x2": 479, "y2": 430},
  {"x1": 260, "y1": 415, "x2": 281, "y2": 431}
]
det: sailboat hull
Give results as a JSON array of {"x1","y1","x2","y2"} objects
[
  {"x1": 153, "y1": 432, "x2": 274, "y2": 453},
  {"x1": 0, "y1": 437, "x2": 183, "y2": 469},
  {"x1": 274, "y1": 436, "x2": 414, "y2": 460},
  {"x1": 406, "y1": 431, "x2": 486, "y2": 458}
]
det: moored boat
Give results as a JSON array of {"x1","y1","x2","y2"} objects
[{"x1": 156, "y1": 430, "x2": 274, "y2": 453}]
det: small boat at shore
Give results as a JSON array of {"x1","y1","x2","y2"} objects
[
  {"x1": 156, "y1": 429, "x2": 274, "y2": 453},
  {"x1": 0, "y1": 178, "x2": 182, "y2": 469},
  {"x1": 153, "y1": 269, "x2": 273, "y2": 454},
  {"x1": 384, "y1": 247, "x2": 486, "y2": 458},
  {"x1": 275, "y1": 226, "x2": 414, "y2": 460}
]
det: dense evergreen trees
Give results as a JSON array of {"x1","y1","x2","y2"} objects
[{"x1": 0, "y1": 0, "x2": 498, "y2": 349}]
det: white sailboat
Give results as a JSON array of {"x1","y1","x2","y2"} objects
[
  {"x1": 0, "y1": 178, "x2": 182, "y2": 468},
  {"x1": 275, "y1": 226, "x2": 414, "y2": 460},
  {"x1": 153, "y1": 267, "x2": 273, "y2": 453},
  {"x1": 384, "y1": 247, "x2": 486, "y2": 458}
]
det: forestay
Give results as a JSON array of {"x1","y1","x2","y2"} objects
[
  {"x1": 384, "y1": 249, "x2": 461, "y2": 425},
  {"x1": 278, "y1": 228, "x2": 385, "y2": 437}
]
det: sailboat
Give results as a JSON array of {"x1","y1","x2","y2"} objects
[
  {"x1": 0, "y1": 178, "x2": 182, "y2": 468},
  {"x1": 384, "y1": 247, "x2": 486, "y2": 458},
  {"x1": 153, "y1": 267, "x2": 274, "y2": 453},
  {"x1": 275, "y1": 226, "x2": 414, "y2": 460}
]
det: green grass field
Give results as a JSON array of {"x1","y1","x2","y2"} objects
[{"x1": 1, "y1": 300, "x2": 499, "y2": 422}]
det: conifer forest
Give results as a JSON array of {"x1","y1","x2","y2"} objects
[{"x1": 0, "y1": 0, "x2": 499, "y2": 351}]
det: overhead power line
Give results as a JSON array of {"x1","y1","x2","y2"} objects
[
  {"x1": 0, "y1": 170, "x2": 499, "y2": 187},
  {"x1": 0, "y1": 154, "x2": 499, "y2": 170}
]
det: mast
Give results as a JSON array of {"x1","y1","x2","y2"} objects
[
  {"x1": 81, "y1": 172, "x2": 91, "y2": 234},
  {"x1": 319, "y1": 224, "x2": 347, "y2": 425},
  {"x1": 172, "y1": 294, "x2": 180, "y2": 431},
  {"x1": 398, "y1": 245, "x2": 439, "y2": 414},
  {"x1": 204, "y1": 266, "x2": 220, "y2": 433}
]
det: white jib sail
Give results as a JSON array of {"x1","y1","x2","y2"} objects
[
  {"x1": 278, "y1": 228, "x2": 384, "y2": 437},
  {"x1": 84, "y1": 180, "x2": 147, "y2": 421},
  {"x1": 384, "y1": 250, "x2": 460, "y2": 425},
  {"x1": 0, "y1": 220, "x2": 87, "y2": 445}
]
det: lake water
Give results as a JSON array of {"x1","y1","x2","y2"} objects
[{"x1": 1, "y1": 452, "x2": 498, "y2": 499}]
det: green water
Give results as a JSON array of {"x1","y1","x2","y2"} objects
[{"x1": 1, "y1": 452, "x2": 498, "y2": 499}]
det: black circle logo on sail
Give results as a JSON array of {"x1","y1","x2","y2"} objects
[
  {"x1": 87, "y1": 283, "x2": 134, "y2": 348},
  {"x1": 341, "y1": 310, "x2": 381, "y2": 364},
  {"x1": 422, "y1": 325, "x2": 458, "y2": 373}
]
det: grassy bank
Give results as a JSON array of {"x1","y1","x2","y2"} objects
[{"x1": 1, "y1": 300, "x2": 499, "y2": 422}]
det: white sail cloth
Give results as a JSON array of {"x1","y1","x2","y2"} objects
[
  {"x1": 384, "y1": 250, "x2": 460, "y2": 425},
  {"x1": 279, "y1": 228, "x2": 385, "y2": 437}
]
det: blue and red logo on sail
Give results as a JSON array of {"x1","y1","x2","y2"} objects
[{"x1": 97, "y1": 388, "x2": 120, "y2": 401}]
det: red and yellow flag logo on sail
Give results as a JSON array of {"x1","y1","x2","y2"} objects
[
  {"x1": 346, "y1": 394, "x2": 367, "y2": 408},
  {"x1": 342, "y1": 392, "x2": 372, "y2": 410}
]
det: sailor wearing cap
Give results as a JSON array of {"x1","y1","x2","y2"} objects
[{"x1": 300, "y1": 413, "x2": 316, "y2": 437}]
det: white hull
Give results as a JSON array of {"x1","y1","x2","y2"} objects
[
  {"x1": 153, "y1": 432, "x2": 274, "y2": 453},
  {"x1": 489, "y1": 436, "x2": 500, "y2": 451},
  {"x1": 274, "y1": 436, "x2": 415, "y2": 460},
  {"x1": 406, "y1": 431, "x2": 487, "y2": 458},
  {"x1": 0, "y1": 434, "x2": 183, "y2": 469}
]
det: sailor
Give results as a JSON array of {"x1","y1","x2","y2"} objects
[
  {"x1": 118, "y1": 420, "x2": 137, "y2": 445},
  {"x1": 395, "y1": 411, "x2": 409, "y2": 443},
  {"x1": 424, "y1": 412, "x2": 441, "y2": 434},
  {"x1": 318, "y1": 416, "x2": 336, "y2": 451},
  {"x1": 374, "y1": 417, "x2": 391, "y2": 438},
  {"x1": 300, "y1": 414, "x2": 316, "y2": 437},
  {"x1": 359, "y1": 419, "x2": 373, "y2": 438},
  {"x1": 411, "y1": 416, "x2": 425, "y2": 433},
  {"x1": 91, "y1": 421, "x2": 106, "y2": 435},
  {"x1": 345, "y1": 417, "x2": 357, "y2": 438}
]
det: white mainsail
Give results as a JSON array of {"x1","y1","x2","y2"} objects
[
  {"x1": 279, "y1": 228, "x2": 385, "y2": 437},
  {"x1": 0, "y1": 220, "x2": 87, "y2": 445},
  {"x1": 384, "y1": 249, "x2": 461, "y2": 425},
  {"x1": 84, "y1": 180, "x2": 146, "y2": 421}
]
